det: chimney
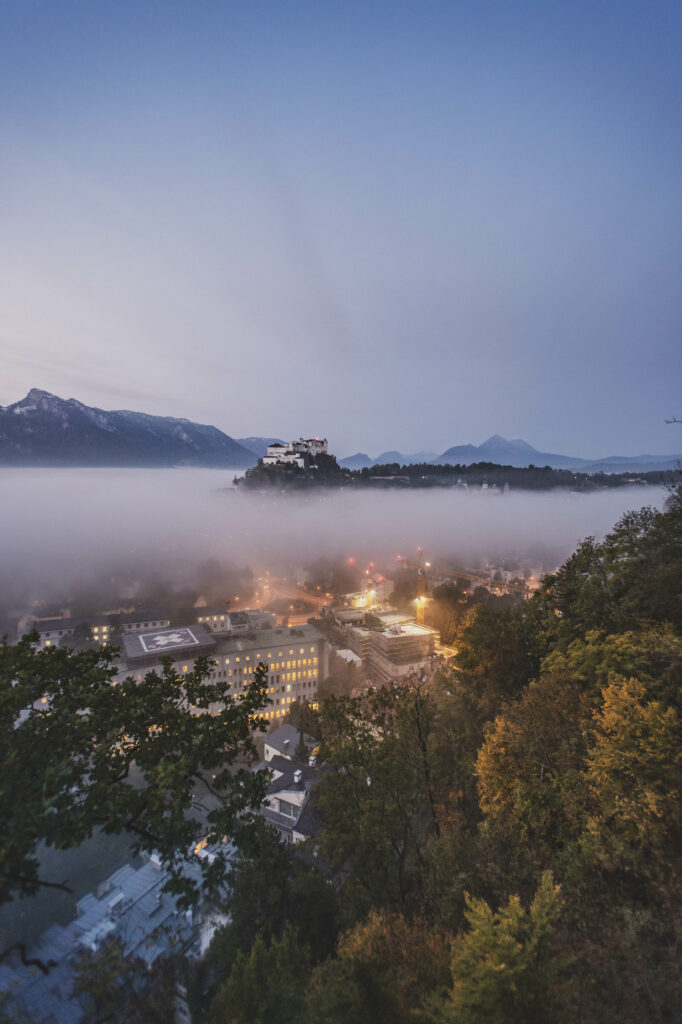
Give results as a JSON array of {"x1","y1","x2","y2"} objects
[{"x1": 293, "y1": 769, "x2": 302, "y2": 785}]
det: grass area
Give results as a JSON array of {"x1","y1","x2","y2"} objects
[{"x1": 0, "y1": 830, "x2": 134, "y2": 951}]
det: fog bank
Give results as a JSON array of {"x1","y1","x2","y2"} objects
[{"x1": 0, "y1": 468, "x2": 670, "y2": 608}]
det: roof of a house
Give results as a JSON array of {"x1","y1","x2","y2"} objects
[
  {"x1": 266, "y1": 754, "x2": 320, "y2": 795},
  {"x1": 0, "y1": 856, "x2": 208, "y2": 1024},
  {"x1": 264, "y1": 723, "x2": 316, "y2": 757}
]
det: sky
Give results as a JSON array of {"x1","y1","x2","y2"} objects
[{"x1": 0, "y1": 0, "x2": 680, "y2": 459}]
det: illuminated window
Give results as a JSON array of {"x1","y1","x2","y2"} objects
[
  {"x1": 289, "y1": 649, "x2": 294, "y2": 655},
  {"x1": 300, "y1": 648, "x2": 304, "y2": 654},
  {"x1": 310, "y1": 646, "x2": 315, "y2": 652},
  {"x1": 183, "y1": 665, "x2": 188, "y2": 672},
  {"x1": 246, "y1": 655, "x2": 250, "y2": 661},
  {"x1": 45, "y1": 640, "x2": 51, "y2": 647},
  {"x1": 236, "y1": 656, "x2": 240, "y2": 662}
]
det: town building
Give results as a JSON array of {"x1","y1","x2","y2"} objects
[
  {"x1": 0, "y1": 853, "x2": 207, "y2": 1024},
  {"x1": 28, "y1": 609, "x2": 171, "y2": 648},
  {"x1": 335, "y1": 608, "x2": 436, "y2": 685},
  {"x1": 114, "y1": 623, "x2": 329, "y2": 724},
  {"x1": 259, "y1": 725, "x2": 321, "y2": 845},
  {"x1": 261, "y1": 754, "x2": 321, "y2": 844},
  {"x1": 194, "y1": 607, "x2": 275, "y2": 635},
  {"x1": 367, "y1": 622, "x2": 436, "y2": 684}
]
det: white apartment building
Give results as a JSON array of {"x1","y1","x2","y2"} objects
[{"x1": 114, "y1": 623, "x2": 328, "y2": 724}]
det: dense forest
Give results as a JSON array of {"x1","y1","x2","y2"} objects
[
  {"x1": 199, "y1": 485, "x2": 682, "y2": 1023},
  {"x1": 1, "y1": 489, "x2": 680, "y2": 1022},
  {"x1": 239, "y1": 456, "x2": 678, "y2": 492}
]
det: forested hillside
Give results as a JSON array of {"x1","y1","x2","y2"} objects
[{"x1": 201, "y1": 486, "x2": 682, "y2": 1024}]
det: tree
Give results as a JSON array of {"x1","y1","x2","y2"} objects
[
  {"x1": 475, "y1": 675, "x2": 591, "y2": 868},
  {"x1": 72, "y1": 939, "x2": 176, "y2": 1023},
  {"x1": 455, "y1": 602, "x2": 540, "y2": 717},
  {"x1": 59, "y1": 621, "x2": 98, "y2": 651},
  {"x1": 0, "y1": 633, "x2": 269, "y2": 907},
  {"x1": 209, "y1": 924, "x2": 311, "y2": 1024},
  {"x1": 313, "y1": 686, "x2": 448, "y2": 916},
  {"x1": 202, "y1": 818, "x2": 339, "y2": 1007},
  {"x1": 426, "y1": 873, "x2": 562, "y2": 1024},
  {"x1": 583, "y1": 676, "x2": 681, "y2": 879},
  {"x1": 304, "y1": 910, "x2": 451, "y2": 1024}
]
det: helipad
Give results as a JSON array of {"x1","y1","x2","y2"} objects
[
  {"x1": 139, "y1": 627, "x2": 201, "y2": 653},
  {"x1": 121, "y1": 623, "x2": 215, "y2": 664}
]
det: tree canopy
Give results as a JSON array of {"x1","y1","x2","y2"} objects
[{"x1": 0, "y1": 637, "x2": 269, "y2": 908}]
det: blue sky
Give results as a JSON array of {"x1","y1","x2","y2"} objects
[{"x1": 1, "y1": 0, "x2": 680, "y2": 457}]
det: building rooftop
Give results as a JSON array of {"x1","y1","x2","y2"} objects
[
  {"x1": 335, "y1": 648, "x2": 363, "y2": 663},
  {"x1": 0, "y1": 855, "x2": 208, "y2": 1024},
  {"x1": 264, "y1": 723, "x2": 316, "y2": 758},
  {"x1": 380, "y1": 622, "x2": 435, "y2": 638},
  {"x1": 32, "y1": 609, "x2": 168, "y2": 632},
  {"x1": 121, "y1": 624, "x2": 216, "y2": 664},
  {"x1": 266, "y1": 754, "x2": 320, "y2": 794},
  {"x1": 211, "y1": 624, "x2": 324, "y2": 656}
]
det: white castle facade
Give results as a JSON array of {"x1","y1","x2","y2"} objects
[{"x1": 262, "y1": 437, "x2": 328, "y2": 467}]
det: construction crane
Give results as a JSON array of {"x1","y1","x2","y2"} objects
[
  {"x1": 396, "y1": 547, "x2": 429, "y2": 625},
  {"x1": 397, "y1": 549, "x2": 520, "y2": 623}
]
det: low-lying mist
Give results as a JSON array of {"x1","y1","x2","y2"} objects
[{"x1": 0, "y1": 467, "x2": 671, "y2": 616}]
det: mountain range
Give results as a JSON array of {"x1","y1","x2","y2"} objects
[
  {"x1": 340, "y1": 434, "x2": 682, "y2": 474},
  {"x1": 1, "y1": 392, "x2": 679, "y2": 473},
  {"x1": 0, "y1": 390, "x2": 257, "y2": 467}
]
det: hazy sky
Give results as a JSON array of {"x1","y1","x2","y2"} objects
[{"x1": 1, "y1": 1, "x2": 680, "y2": 458}]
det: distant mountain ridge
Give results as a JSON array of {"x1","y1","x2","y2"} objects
[
  {"x1": 2, "y1": 395, "x2": 679, "y2": 474},
  {"x1": 0, "y1": 390, "x2": 257, "y2": 467},
  {"x1": 341, "y1": 435, "x2": 681, "y2": 474}
]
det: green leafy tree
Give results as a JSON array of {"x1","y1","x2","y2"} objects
[
  {"x1": 0, "y1": 633, "x2": 269, "y2": 907},
  {"x1": 313, "y1": 686, "x2": 448, "y2": 916},
  {"x1": 72, "y1": 939, "x2": 175, "y2": 1023},
  {"x1": 203, "y1": 818, "x2": 339, "y2": 1004},
  {"x1": 426, "y1": 872, "x2": 562, "y2": 1024},
  {"x1": 583, "y1": 676, "x2": 681, "y2": 879},
  {"x1": 209, "y1": 923, "x2": 311, "y2": 1024},
  {"x1": 304, "y1": 910, "x2": 450, "y2": 1024},
  {"x1": 455, "y1": 603, "x2": 541, "y2": 717},
  {"x1": 475, "y1": 676, "x2": 591, "y2": 868}
]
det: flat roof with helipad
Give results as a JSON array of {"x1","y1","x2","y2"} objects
[{"x1": 122, "y1": 624, "x2": 215, "y2": 664}]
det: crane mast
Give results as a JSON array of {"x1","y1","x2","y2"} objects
[{"x1": 397, "y1": 547, "x2": 521, "y2": 626}]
